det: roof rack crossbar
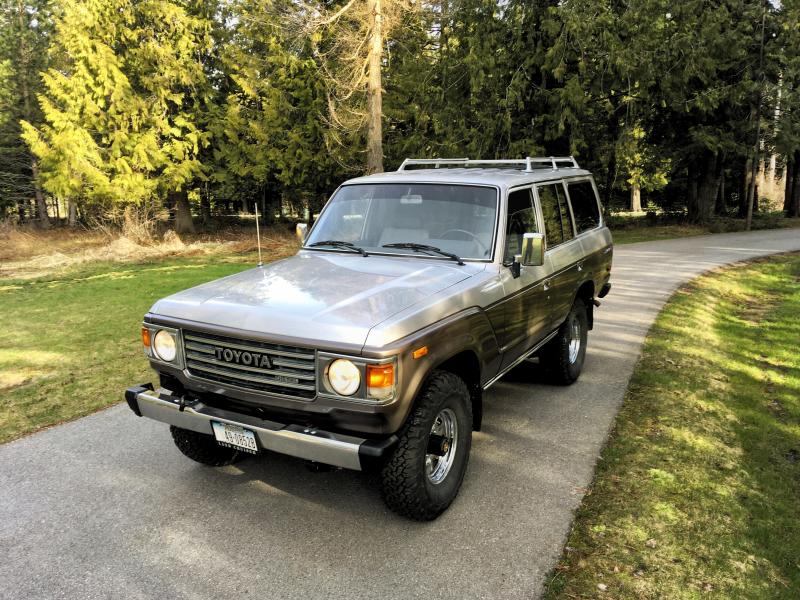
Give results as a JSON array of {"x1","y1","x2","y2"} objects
[{"x1": 397, "y1": 156, "x2": 579, "y2": 172}]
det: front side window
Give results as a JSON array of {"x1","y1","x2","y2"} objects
[
  {"x1": 504, "y1": 188, "x2": 537, "y2": 263},
  {"x1": 306, "y1": 184, "x2": 498, "y2": 260},
  {"x1": 566, "y1": 180, "x2": 601, "y2": 233}
]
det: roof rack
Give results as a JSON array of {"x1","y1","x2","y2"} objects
[{"x1": 397, "y1": 156, "x2": 580, "y2": 172}]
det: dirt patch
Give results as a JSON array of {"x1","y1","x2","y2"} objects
[{"x1": 738, "y1": 294, "x2": 778, "y2": 325}]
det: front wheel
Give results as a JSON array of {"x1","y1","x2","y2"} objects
[
  {"x1": 540, "y1": 298, "x2": 588, "y2": 385},
  {"x1": 380, "y1": 370, "x2": 472, "y2": 521}
]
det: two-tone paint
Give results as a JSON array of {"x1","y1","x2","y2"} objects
[{"x1": 136, "y1": 166, "x2": 612, "y2": 443}]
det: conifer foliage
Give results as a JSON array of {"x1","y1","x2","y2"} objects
[{"x1": 1, "y1": 0, "x2": 799, "y2": 228}]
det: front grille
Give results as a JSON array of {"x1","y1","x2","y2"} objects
[{"x1": 182, "y1": 330, "x2": 317, "y2": 399}]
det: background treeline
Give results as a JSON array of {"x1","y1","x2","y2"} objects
[{"x1": 2, "y1": 0, "x2": 800, "y2": 234}]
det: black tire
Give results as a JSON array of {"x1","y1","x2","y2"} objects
[
  {"x1": 540, "y1": 298, "x2": 588, "y2": 385},
  {"x1": 380, "y1": 370, "x2": 472, "y2": 521},
  {"x1": 170, "y1": 426, "x2": 246, "y2": 467}
]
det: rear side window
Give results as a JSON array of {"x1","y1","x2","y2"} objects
[
  {"x1": 567, "y1": 181, "x2": 601, "y2": 233},
  {"x1": 537, "y1": 183, "x2": 573, "y2": 248},
  {"x1": 504, "y1": 188, "x2": 537, "y2": 263}
]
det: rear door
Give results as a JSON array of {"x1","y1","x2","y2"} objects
[{"x1": 534, "y1": 181, "x2": 583, "y2": 330}]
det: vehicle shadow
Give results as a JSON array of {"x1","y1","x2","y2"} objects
[{"x1": 500, "y1": 357, "x2": 551, "y2": 385}]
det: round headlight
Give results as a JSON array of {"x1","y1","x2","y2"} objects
[
  {"x1": 327, "y1": 359, "x2": 360, "y2": 396},
  {"x1": 153, "y1": 330, "x2": 177, "y2": 362}
]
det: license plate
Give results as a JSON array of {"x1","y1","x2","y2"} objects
[{"x1": 211, "y1": 421, "x2": 259, "y2": 454}]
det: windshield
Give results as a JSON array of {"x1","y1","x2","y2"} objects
[{"x1": 305, "y1": 184, "x2": 498, "y2": 261}]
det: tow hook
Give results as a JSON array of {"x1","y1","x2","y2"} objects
[{"x1": 178, "y1": 395, "x2": 187, "y2": 412}]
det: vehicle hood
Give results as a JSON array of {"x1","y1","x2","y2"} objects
[{"x1": 149, "y1": 251, "x2": 482, "y2": 350}]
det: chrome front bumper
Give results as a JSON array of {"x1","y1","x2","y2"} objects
[{"x1": 125, "y1": 385, "x2": 395, "y2": 471}]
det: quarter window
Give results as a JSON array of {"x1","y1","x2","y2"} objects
[
  {"x1": 566, "y1": 181, "x2": 601, "y2": 233},
  {"x1": 504, "y1": 188, "x2": 537, "y2": 263}
]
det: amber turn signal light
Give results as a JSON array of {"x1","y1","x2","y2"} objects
[
  {"x1": 366, "y1": 363, "x2": 395, "y2": 401},
  {"x1": 141, "y1": 327, "x2": 151, "y2": 347},
  {"x1": 367, "y1": 364, "x2": 394, "y2": 388},
  {"x1": 412, "y1": 346, "x2": 428, "y2": 360}
]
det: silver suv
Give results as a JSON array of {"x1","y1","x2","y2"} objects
[{"x1": 125, "y1": 157, "x2": 613, "y2": 520}]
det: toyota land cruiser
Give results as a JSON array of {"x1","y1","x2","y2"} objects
[{"x1": 125, "y1": 156, "x2": 613, "y2": 520}]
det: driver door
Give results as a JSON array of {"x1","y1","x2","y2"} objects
[{"x1": 492, "y1": 187, "x2": 551, "y2": 371}]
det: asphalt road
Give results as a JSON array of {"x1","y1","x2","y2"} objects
[{"x1": 2, "y1": 229, "x2": 799, "y2": 600}]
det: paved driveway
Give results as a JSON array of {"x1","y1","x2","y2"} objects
[{"x1": 2, "y1": 229, "x2": 799, "y2": 600}]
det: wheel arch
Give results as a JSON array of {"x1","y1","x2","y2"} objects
[
  {"x1": 363, "y1": 307, "x2": 501, "y2": 435},
  {"x1": 434, "y1": 349, "x2": 484, "y2": 432}
]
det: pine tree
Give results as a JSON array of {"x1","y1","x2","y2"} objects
[
  {"x1": 776, "y1": 0, "x2": 800, "y2": 217},
  {"x1": 0, "y1": 0, "x2": 52, "y2": 225},
  {"x1": 211, "y1": 0, "x2": 338, "y2": 220},
  {"x1": 22, "y1": 0, "x2": 214, "y2": 232}
]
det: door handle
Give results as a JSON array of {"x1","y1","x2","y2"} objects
[
  {"x1": 577, "y1": 262, "x2": 584, "y2": 272},
  {"x1": 543, "y1": 278, "x2": 552, "y2": 291}
]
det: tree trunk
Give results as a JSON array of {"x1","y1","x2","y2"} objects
[
  {"x1": 17, "y1": 2, "x2": 49, "y2": 229},
  {"x1": 739, "y1": 158, "x2": 752, "y2": 217},
  {"x1": 693, "y1": 151, "x2": 721, "y2": 223},
  {"x1": 792, "y1": 152, "x2": 800, "y2": 218},
  {"x1": 171, "y1": 191, "x2": 195, "y2": 234},
  {"x1": 715, "y1": 175, "x2": 726, "y2": 215},
  {"x1": 687, "y1": 162, "x2": 698, "y2": 220},
  {"x1": 630, "y1": 183, "x2": 641, "y2": 212},
  {"x1": 200, "y1": 183, "x2": 212, "y2": 225},
  {"x1": 604, "y1": 109, "x2": 621, "y2": 209},
  {"x1": 366, "y1": 0, "x2": 383, "y2": 174},
  {"x1": 262, "y1": 187, "x2": 276, "y2": 226},
  {"x1": 68, "y1": 200, "x2": 77, "y2": 227},
  {"x1": 746, "y1": 1, "x2": 767, "y2": 231},
  {"x1": 753, "y1": 185, "x2": 759, "y2": 214},
  {"x1": 784, "y1": 156, "x2": 795, "y2": 215}
]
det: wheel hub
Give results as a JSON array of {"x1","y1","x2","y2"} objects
[
  {"x1": 568, "y1": 316, "x2": 582, "y2": 364},
  {"x1": 425, "y1": 408, "x2": 458, "y2": 484}
]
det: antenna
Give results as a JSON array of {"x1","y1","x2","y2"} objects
[{"x1": 254, "y1": 200, "x2": 264, "y2": 267}]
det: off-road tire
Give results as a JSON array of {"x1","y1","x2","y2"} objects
[
  {"x1": 170, "y1": 426, "x2": 245, "y2": 467},
  {"x1": 540, "y1": 298, "x2": 588, "y2": 385},
  {"x1": 380, "y1": 370, "x2": 472, "y2": 521}
]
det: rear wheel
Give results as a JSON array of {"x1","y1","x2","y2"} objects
[
  {"x1": 380, "y1": 370, "x2": 472, "y2": 521},
  {"x1": 170, "y1": 426, "x2": 245, "y2": 467},
  {"x1": 540, "y1": 298, "x2": 588, "y2": 384}
]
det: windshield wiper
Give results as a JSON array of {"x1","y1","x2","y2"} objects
[
  {"x1": 382, "y1": 242, "x2": 464, "y2": 265},
  {"x1": 307, "y1": 240, "x2": 369, "y2": 256}
]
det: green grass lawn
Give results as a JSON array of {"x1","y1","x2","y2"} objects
[
  {"x1": 546, "y1": 253, "x2": 800, "y2": 599},
  {"x1": 0, "y1": 255, "x2": 257, "y2": 443}
]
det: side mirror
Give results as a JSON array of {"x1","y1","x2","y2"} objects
[
  {"x1": 296, "y1": 222, "x2": 308, "y2": 244},
  {"x1": 521, "y1": 232, "x2": 544, "y2": 267}
]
